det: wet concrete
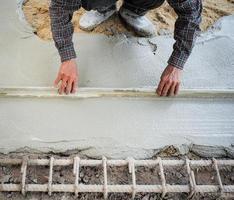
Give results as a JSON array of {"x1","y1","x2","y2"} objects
[
  {"x1": 0, "y1": 97, "x2": 234, "y2": 158},
  {"x1": 0, "y1": 0, "x2": 233, "y2": 158},
  {"x1": 0, "y1": 1, "x2": 234, "y2": 89}
]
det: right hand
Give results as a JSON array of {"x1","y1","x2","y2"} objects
[
  {"x1": 54, "y1": 59, "x2": 78, "y2": 94},
  {"x1": 156, "y1": 65, "x2": 182, "y2": 97}
]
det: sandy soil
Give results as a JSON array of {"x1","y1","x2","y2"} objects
[
  {"x1": 22, "y1": 0, "x2": 234, "y2": 40},
  {"x1": 0, "y1": 146, "x2": 233, "y2": 200}
]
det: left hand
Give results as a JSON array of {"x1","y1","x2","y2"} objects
[{"x1": 156, "y1": 65, "x2": 182, "y2": 97}]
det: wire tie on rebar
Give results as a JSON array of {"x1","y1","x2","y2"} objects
[
  {"x1": 102, "y1": 156, "x2": 108, "y2": 199},
  {"x1": 73, "y1": 156, "x2": 80, "y2": 197},
  {"x1": 158, "y1": 157, "x2": 167, "y2": 198},
  {"x1": 21, "y1": 156, "x2": 28, "y2": 196},
  {"x1": 212, "y1": 158, "x2": 223, "y2": 194},
  {"x1": 48, "y1": 157, "x2": 54, "y2": 196},
  {"x1": 127, "y1": 157, "x2": 136, "y2": 199}
]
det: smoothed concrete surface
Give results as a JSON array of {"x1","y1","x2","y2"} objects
[
  {"x1": 0, "y1": 97, "x2": 234, "y2": 158},
  {"x1": 0, "y1": 1, "x2": 234, "y2": 158},
  {"x1": 0, "y1": 0, "x2": 234, "y2": 89}
]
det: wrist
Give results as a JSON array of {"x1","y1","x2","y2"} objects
[
  {"x1": 62, "y1": 58, "x2": 76, "y2": 65},
  {"x1": 168, "y1": 50, "x2": 188, "y2": 70},
  {"x1": 167, "y1": 64, "x2": 183, "y2": 72},
  {"x1": 60, "y1": 48, "x2": 76, "y2": 63}
]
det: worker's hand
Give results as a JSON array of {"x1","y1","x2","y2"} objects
[
  {"x1": 54, "y1": 59, "x2": 78, "y2": 95},
  {"x1": 156, "y1": 65, "x2": 182, "y2": 97}
]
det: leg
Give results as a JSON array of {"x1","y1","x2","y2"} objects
[
  {"x1": 119, "y1": 0, "x2": 165, "y2": 37},
  {"x1": 123, "y1": 0, "x2": 165, "y2": 16},
  {"x1": 82, "y1": 0, "x2": 117, "y2": 13},
  {"x1": 80, "y1": 0, "x2": 117, "y2": 31}
]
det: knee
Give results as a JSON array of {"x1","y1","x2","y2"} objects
[
  {"x1": 81, "y1": 0, "x2": 116, "y2": 11},
  {"x1": 149, "y1": 0, "x2": 165, "y2": 9}
]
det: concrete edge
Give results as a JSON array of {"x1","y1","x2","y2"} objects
[{"x1": 1, "y1": 144, "x2": 233, "y2": 159}]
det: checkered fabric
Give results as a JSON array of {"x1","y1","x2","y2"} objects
[{"x1": 49, "y1": 0, "x2": 202, "y2": 69}]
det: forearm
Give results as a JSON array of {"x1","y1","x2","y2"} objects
[
  {"x1": 49, "y1": 0, "x2": 81, "y2": 62},
  {"x1": 167, "y1": 0, "x2": 202, "y2": 69}
]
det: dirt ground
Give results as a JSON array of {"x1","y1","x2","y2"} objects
[
  {"x1": 0, "y1": 146, "x2": 233, "y2": 200},
  {"x1": 22, "y1": 0, "x2": 234, "y2": 40}
]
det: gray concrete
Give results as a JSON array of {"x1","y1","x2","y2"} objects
[
  {"x1": 0, "y1": 0, "x2": 233, "y2": 158},
  {"x1": 0, "y1": 0, "x2": 234, "y2": 89},
  {"x1": 0, "y1": 97, "x2": 234, "y2": 158}
]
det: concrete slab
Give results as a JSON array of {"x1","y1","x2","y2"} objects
[
  {"x1": 0, "y1": 0, "x2": 233, "y2": 158},
  {"x1": 0, "y1": 97, "x2": 234, "y2": 158},
  {"x1": 0, "y1": 0, "x2": 234, "y2": 89}
]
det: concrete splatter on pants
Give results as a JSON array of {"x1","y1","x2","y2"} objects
[{"x1": 81, "y1": 0, "x2": 165, "y2": 15}]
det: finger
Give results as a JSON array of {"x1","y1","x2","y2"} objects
[
  {"x1": 156, "y1": 80, "x2": 166, "y2": 96},
  {"x1": 162, "y1": 81, "x2": 171, "y2": 96},
  {"x1": 72, "y1": 77, "x2": 78, "y2": 93},
  {"x1": 168, "y1": 83, "x2": 176, "y2": 97},
  {"x1": 175, "y1": 83, "x2": 180, "y2": 95},
  {"x1": 71, "y1": 81, "x2": 77, "y2": 93},
  {"x1": 59, "y1": 78, "x2": 68, "y2": 94},
  {"x1": 66, "y1": 79, "x2": 73, "y2": 94},
  {"x1": 54, "y1": 74, "x2": 62, "y2": 87}
]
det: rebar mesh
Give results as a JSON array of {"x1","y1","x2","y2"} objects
[{"x1": 0, "y1": 157, "x2": 233, "y2": 199}]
